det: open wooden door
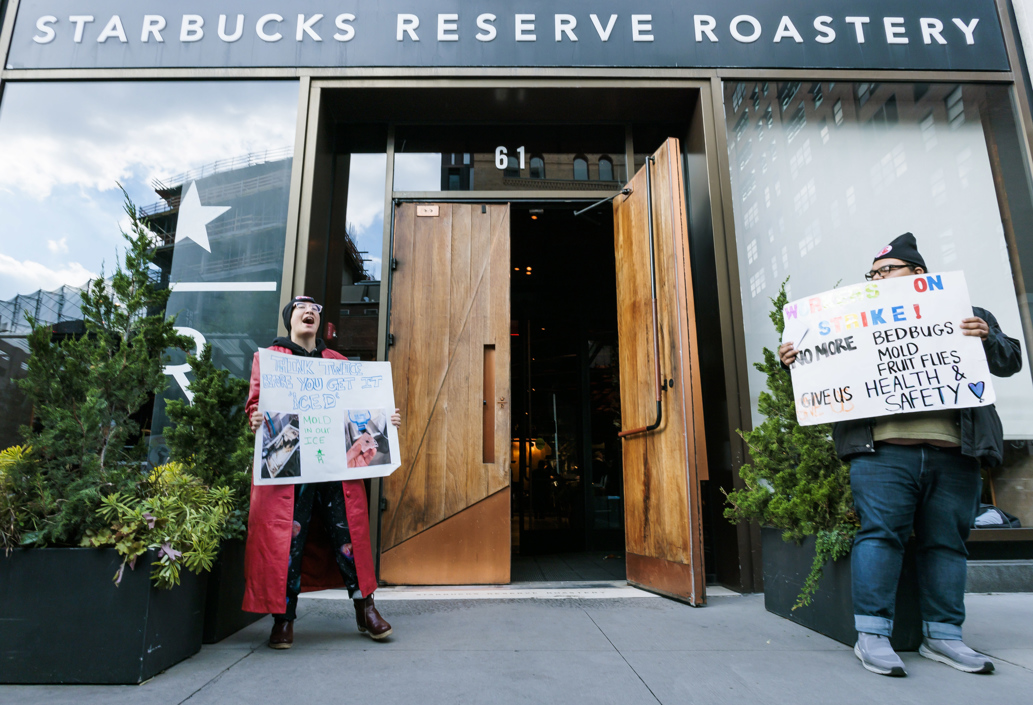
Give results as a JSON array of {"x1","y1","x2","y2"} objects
[
  {"x1": 380, "y1": 203, "x2": 511, "y2": 584},
  {"x1": 613, "y1": 139, "x2": 708, "y2": 605}
]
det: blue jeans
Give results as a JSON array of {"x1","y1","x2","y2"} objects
[{"x1": 850, "y1": 443, "x2": 981, "y2": 640}]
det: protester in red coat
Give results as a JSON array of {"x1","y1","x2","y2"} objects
[{"x1": 243, "y1": 295, "x2": 398, "y2": 649}]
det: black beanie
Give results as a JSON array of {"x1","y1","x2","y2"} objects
[
  {"x1": 873, "y1": 232, "x2": 926, "y2": 271},
  {"x1": 282, "y1": 295, "x2": 319, "y2": 332}
]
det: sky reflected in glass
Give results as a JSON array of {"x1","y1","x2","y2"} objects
[
  {"x1": 0, "y1": 81, "x2": 299, "y2": 300},
  {"x1": 346, "y1": 153, "x2": 387, "y2": 280}
]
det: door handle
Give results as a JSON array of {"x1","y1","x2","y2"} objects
[
  {"x1": 483, "y1": 345, "x2": 496, "y2": 462},
  {"x1": 619, "y1": 155, "x2": 664, "y2": 439}
]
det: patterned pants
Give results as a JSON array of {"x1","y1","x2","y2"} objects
[{"x1": 276, "y1": 482, "x2": 361, "y2": 621}]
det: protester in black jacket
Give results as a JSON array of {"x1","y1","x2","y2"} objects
[{"x1": 779, "y1": 233, "x2": 1022, "y2": 678}]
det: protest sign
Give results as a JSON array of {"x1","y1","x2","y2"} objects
[
  {"x1": 781, "y1": 271, "x2": 995, "y2": 426},
  {"x1": 253, "y1": 349, "x2": 401, "y2": 484}
]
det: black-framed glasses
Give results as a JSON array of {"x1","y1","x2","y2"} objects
[{"x1": 865, "y1": 264, "x2": 915, "y2": 281}]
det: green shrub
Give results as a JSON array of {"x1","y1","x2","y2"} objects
[
  {"x1": 724, "y1": 280, "x2": 857, "y2": 608},
  {"x1": 163, "y1": 344, "x2": 252, "y2": 540},
  {"x1": 0, "y1": 189, "x2": 207, "y2": 586},
  {"x1": 82, "y1": 462, "x2": 234, "y2": 588}
]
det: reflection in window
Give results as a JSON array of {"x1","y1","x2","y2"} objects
[
  {"x1": 724, "y1": 81, "x2": 1033, "y2": 447},
  {"x1": 530, "y1": 156, "x2": 545, "y2": 179},
  {"x1": 870, "y1": 96, "x2": 899, "y2": 127},
  {"x1": 946, "y1": 87, "x2": 965, "y2": 129},
  {"x1": 573, "y1": 156, "x2": 589, "y2": 181},
  {"x1": 505, "y1": 155, "x2": 520, "y2": 178},
  {"x1": 394, "y1": 153, "x2": 443, "y2": 191},
  {"x1": 391, "y1": 125, "x2": 625, "y2": 192},
  {"x1": 725, "y1": 81, "x2": 1033, "y2": 528},
  {"x1": 598, "y1": 156, "x2": 614, "y2": 182},
  {"x1": 0, "y1": 80, "x2": 299, "y2": 456},
  {"x1": 343, "y1": 153, "x2": 387, "y2": 281}
]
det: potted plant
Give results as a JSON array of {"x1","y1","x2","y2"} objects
[
  {"x1": 0, "y1": 191, "x2": 231, "y2": 684},
  {"x1": 163, "y1": 345, "x2": 262, "y2": 643},
  {"x1": 724, "y1": 281, "x2": 921, "y2": 650}
]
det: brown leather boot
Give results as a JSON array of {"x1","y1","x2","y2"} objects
[
  {"x1": 354, "y1": 595, "x2": 393, "y2": 640},
  {"x1": 268, "y1": 619, "x2": 293, "y2": 649}
]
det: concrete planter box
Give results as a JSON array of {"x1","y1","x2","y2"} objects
[
  {"x1": 761, "y1": 527, "x2": 922, "y2": 651},
  {"x1": 0, "y1": 547, "x2": 206, "y2": 684},
  {"x1": 202, "y1": 539, "x2": 262, "y2": 643}
]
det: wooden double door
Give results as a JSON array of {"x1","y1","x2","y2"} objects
[{"x1": 382, "y1": 139, "x2": 708, "y2": 604}]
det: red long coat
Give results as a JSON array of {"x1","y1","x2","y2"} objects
[{"x1": 242, "y1": 345, "x2": 378, "y2": 614}]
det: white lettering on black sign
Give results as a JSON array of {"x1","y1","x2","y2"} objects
[{"x1": 7, "y1": 1, "x2": 1009, "y2": 71}]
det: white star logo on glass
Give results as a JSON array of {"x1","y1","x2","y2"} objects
[{"x1": 174, "y1": 181, "x2": 230, "y2": 253}]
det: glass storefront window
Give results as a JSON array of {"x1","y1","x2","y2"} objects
[
  {"x1": 724, "y1": 81, "x2": 1033, "y2": 525},
  {"x1": 335, "y1": 153, "x2": 386, "y2": 360},
  {"x1": 0, "y1": 80, "x2": 299, "y2": 455},
  {"x1": 393, "y1": 124, "x2": 626, "y2": 192}
]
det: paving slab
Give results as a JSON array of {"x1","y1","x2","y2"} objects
[
  {"x1": 0, "y1": 648, "x2": 250, "y2": 705},
  {"x1": 584, "y1": 594, "x2": 853, "y2": 653},
  {"x1": 289, "y1": 598, "x2": 617, "y2": 652},
  {"x1": 183, "y1": 649, "x2": 659, "y2": 705},
  {"x1": 1, "y1": 588, "x2": 1029, "y2": 705}
]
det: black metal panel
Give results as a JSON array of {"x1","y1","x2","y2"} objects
[
  {"x1": 0, "y1": 548, "x2": 206, "y2": 684},
  {"x1": 761, "y1": 527, "x2": 922, "y2": 651},
  {"x1": 202, "y1": 538, "x2": 264, "y2": 643}
]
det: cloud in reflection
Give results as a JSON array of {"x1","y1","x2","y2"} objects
[
  {"x1": 345, "y1": 154, "x2": 387, "y2": 280},
  {"x1": 0, "y1": 82, "x2": 298, "y2": 200},
  {"x1": 0, "y1": 81, "x2": 299, "y2": 299},
  {"x1": 0, "y1": 252, "x2": 95, "y2": 295}
]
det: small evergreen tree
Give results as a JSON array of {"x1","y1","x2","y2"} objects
[
  {"x1": 724, "y1": 280, "x2": 857, "y2": 608},
  {"x1": 163, "y1": 344, "x2": 252, "y2": 539},
  {"x1": 10, "y1": 187, "x2": 188, "y2": 546}
]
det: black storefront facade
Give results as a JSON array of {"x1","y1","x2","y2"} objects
[{"x1": 2, "y1": 0, "x2": 1033, "y2": 598}]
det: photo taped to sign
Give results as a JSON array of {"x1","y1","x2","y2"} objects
[
  {"x1": 258, "y1": 411, "x2": 302, "y2": 480},
  {"x1": 344, "y1": 409, "x2": 393, "y2": 468}
]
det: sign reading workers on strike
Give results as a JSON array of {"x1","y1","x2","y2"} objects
[{"x1": 781, "y1": 271, "x2": 995, "y2": 426}]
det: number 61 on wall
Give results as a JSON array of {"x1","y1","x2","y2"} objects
[{"x1": 495, "y1": 146, "x2": 525, "y2": 170}]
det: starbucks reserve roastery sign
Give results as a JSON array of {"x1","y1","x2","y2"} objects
[
  {"x1": 253, "y1": 349, "x2": 400, "y2": 485},
  {"x1": 781, "y1": 272, "x2": 995, "y2": 426},
  {"x1": 6, "y1": 0, "x2": 1008, "y2": 72}
]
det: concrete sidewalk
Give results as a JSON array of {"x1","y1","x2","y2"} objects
[{"x1": 3, "y1": 586, "x2": 1032, "y2": 704}]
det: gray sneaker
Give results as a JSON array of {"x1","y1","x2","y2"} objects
[
  {"x1": 854, "y1": 632, "x2": 907, "y2": 676},
  {"x1": 919, "y1": 638, "x2": 995, "y2": 673}
]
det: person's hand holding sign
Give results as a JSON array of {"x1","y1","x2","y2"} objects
[
  {"x1": 779, "y1": 342, "x2": 799, "y2": 367},
  {"x1": 960, "y1": 317, "x2": 989, "y2": 340}
]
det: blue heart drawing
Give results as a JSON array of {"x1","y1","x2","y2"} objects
[{"x1": 969, "y1": 381, "x2": 985, "y2": 400}]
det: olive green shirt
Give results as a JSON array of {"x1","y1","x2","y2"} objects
[{"x1": 873, "y1": 410, "x2": 962, "y2": 445}]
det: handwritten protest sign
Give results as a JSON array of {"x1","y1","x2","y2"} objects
[
  {"x1": 781, "y1": 271, "x2": 995, "y2": 426},
  {"x1": 253, "y1": 349, "x2": 401, "y2": 484}
]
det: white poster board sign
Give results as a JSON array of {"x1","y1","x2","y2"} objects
[
  {"x1": 253, "y1": 349, "x2": 401, "y2": 484},
  {"x1": 781, "y1": 271, "x2": 995, "y2": 426}
]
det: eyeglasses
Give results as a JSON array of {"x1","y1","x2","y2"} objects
[
  {"x1": 864, "y1": 264, "x2": 914, "y2": 281},
  {"x1": 293, "y1": 302, "x2": 323, "y2": 314}
]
